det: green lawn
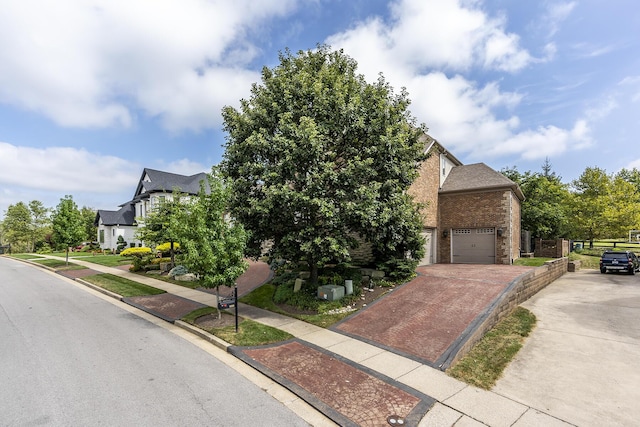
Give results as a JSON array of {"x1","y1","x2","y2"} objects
[
  {"x1": 73, "y1": 254, "x2": 134, "y2": 267},
  {"x1": 513, "y1": 257, "x2": 554, "y2": 267},
  {"x1": 182, "y1": 307, "x2": 293, "y2": 346},
  {"x1": 8, "y1": 253, "x2": 44, "y2": 260},
  {"x1": 80, "y1": 273, "x2": 165, "y2": 297},
  {"x1": 447, "y1": 307, "x2": 537, "y2": 389},
  {"x1": 31, "y1": 258, "x2": 87, "y2": 270}
]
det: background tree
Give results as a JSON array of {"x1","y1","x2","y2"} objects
[
  {"x1": 502, "y1": 164, "x2": 571, "y2": 239},
  {"x1": 568, "y1": 167, "x2": 613, "y2": 246},
  {"x1": 51, "y1": 195, "x2": 84, "y2": 264},
  {"x1": 29, "y1": 200, "x2": 51, "y2": 252},
  {"x1": 221, "y1": 46, "x2": 426, "y2": 284},
  {"x1": 79, "y1": 206, "x2": 97, "y2": 243},
  {"x1": 135, "y1": 190, "x2": 186, "y2": 267},
  {"x1": 617, "y1": 168, "x2": 640, "y2": 194},
  {"x1": 0, "y1": 200, "x2": 50, "y2": 252},
  {"x1": 176, "y1": 173, "x2": 248, "y2": 317},
  {"x1": 1, "y1": 202, "x2": 32, "y2": 252}
]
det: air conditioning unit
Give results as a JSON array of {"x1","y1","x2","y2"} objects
[{"x1": 317, "y1": 285, "x2": 345, "y2": 301}]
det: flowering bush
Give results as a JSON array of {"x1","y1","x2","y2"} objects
[
  {"x1": 120, "y1": 247, "x2": 152, "y2": 257},
  {"x1": 155, "y1": 242, "x2": 180, "y2": 256}
]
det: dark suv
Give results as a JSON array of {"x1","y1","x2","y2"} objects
[{"x1": 600, "y1": 251, "x2": 640, "y2": 275}]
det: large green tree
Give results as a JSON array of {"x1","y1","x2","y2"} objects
[
  {"x1": 176, "y1": 173, "x2": 248, "y2": 316},
  {"x1": 221, "y1": 46, "x2": 426, "y2": 284},
  {"x1": 51, "y1": 195, "x2": 84, "y2": 264},
  {"x1": 502, "y1": 165, "x2": 571, "y2": 239}
]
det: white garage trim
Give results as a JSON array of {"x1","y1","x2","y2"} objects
[
  {"x1": 452, "y1": 228, "x2": 496, "y2": 264},
  {"x1": 419, "y1": 229, "x2": 435, "y2": 265}
]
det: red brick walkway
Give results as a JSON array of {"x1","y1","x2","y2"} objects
[
  {"x1": 235, "y1": 340, "x2": 434, "y2": 426},
  {"x1": 124, "y1": 294, "x2": 207, "y2": 322},
  {"x1": 334, "y1": 264, "x2": 534, "y2": 366}
]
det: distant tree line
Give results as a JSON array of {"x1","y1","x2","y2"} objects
[
  {"x1": 0, "y1": 196, "x2": 96, "y2": 254},
  {"x1": 502, "y1": 158, "x2": 640, "y2": 246}
]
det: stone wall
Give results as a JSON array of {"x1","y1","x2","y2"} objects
[
  {"x1": 534, "y1": 238, "x2": 569, "y2": 258},
  {"x1": 440, "y1": 257, "x2": 568, "y2": 369}
]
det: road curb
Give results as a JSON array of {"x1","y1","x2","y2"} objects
[{"x1": 174, "y1": 320, "x2": 232, "y2": 351}]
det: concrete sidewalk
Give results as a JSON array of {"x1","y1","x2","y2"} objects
[{"x1": 35, "y1": 254, "x2": 572, "y2": 426}]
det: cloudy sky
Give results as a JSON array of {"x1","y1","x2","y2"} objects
[{"x1": 1, "y1": 0, "x2": 638, "y2": 217}]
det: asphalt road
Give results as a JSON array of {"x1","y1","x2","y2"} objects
[
  {"x1": 494, "y1": 269, "x2": 640, "y2": 427},
  {"x1": 0, "y1": 257, "x2": 310, "y2": 426}
]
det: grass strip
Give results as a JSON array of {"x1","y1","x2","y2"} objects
[
  {"x1": 32, "y1": 258, "x2": 87, "y2": 270},
  {"x1": 8, "y1": 253, "x2": 44, "y2": 259},
  {"x1": 513, "y1": 257, "x2": 554, "y2": 267},
  {"x1": 447, "y1": 306, "x2": 536, "y2": 389},
  {"x1": 81, "y1": 273, "x2": 165, "y2": 297},
  {"x1": 183, "y1": 307, "x2": 293, "y2": 346}
]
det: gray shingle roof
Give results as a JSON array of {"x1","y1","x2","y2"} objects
[
  {"x1": 95, "y1": 204, "x2": 136, "y2": 226},
  {"x1": 440, "y1": 163, "x2": 524, "y2": 200},
  {"x1": 135, "y1": 168, "x2": 208, "y2": 198}
]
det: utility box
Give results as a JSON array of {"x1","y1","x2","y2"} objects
[{"x1": 317, "y1": 285, "x2": 345, "y2": 301}]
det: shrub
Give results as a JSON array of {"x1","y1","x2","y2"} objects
[
  {"x1": 377, "y1": 258, "x2": 418, "y2": 282},
  {"x1": 116, "y1": 236, "x2": 127, "y2": 252},
  {"x1": 150, "y1": 257, "x2": 172, "y2": 265},
  {"x1": 156, "y1": 242, "x2": 180, "y2": 255},
  {"x1": 120, "y1": 247, "x2": 153, "y2": 257}
]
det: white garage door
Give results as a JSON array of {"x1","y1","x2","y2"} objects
[{"x1": 452, "y1": 228, "x2": 495, "y2": 264}]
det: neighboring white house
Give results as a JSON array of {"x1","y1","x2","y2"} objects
[{"x1": 95, "y1": 168, "x2": 209, "y2": 251}]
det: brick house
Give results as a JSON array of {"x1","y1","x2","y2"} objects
[{"x1": 408, "y1": 135, "x2": 524, "y2": 265}]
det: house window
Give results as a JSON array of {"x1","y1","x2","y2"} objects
[
  {"x1": 99, "y1": 230, "x2": 104, "y2": 243},
  {"x1": 113, "y1": 229, "x2": 115, "y2": 236}
]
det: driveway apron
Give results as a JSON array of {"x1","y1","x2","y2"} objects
[{"x1": 334, "y1": 264, "x2": 534, "y2": 367}]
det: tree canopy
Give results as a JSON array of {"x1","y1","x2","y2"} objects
[
  {"x1": 51, "y1": 195, "x2": 84, "y2": 263},
  {"x1": 1, "y1": 200, "x2": 50, "y2": 252},
  {"x1": 221, "y1": 45, "x2": 426, "y2": 283},
  {"x1": 502, "y1": 164, "x2": 571, "y2": 239},
  {"x1": 175, "y1": 172, "x2": 248, "y2": 292}
]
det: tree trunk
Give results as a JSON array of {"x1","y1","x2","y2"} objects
[
  {"x1": 170, "y1": 241, "x2": 175, "y2": 268},
  {"x1": 65, "y1": 248, "x2": 69, "y2": 266},
  {"x1": 308, "y1": 255, "x2": 319, "y2": 286},
  {"x1": 215, "y1": 287, "x2": 221, "y2": 319}
]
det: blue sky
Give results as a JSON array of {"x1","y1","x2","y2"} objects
[{"x1": 1, "y1": 0, "x2": 639, "y2": 217}]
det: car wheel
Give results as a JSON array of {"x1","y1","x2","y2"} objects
[{"x1": 600, "y1": 268, "x2": 606, "y2": 274}]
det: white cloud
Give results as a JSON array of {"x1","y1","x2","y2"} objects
[
  {"x1": 325, "y1": 0, "x2": 593, "y2": 165},
  {"x1": 544, "y1": 1, "x2": 577, "y2": 37},
  {"x1": 0, "y1": 0, "x2": 296, "y2": 131},
  {"x1": 0, "y1": 141, "x2": 140, "y2": 193},
  {"x1": 328, "y1": 0, "x2": 533, "y2": 74}
]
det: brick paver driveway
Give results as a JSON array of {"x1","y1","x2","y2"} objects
[{"x1": 334, "y1": 264, "x2": 534, "y2": 367}]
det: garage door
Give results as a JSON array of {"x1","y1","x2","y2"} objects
[{"x1": 452, "y1": 228, "x2": 495, "y2": 264}]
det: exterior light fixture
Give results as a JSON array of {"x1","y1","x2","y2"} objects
[
  {"x1": 442, "y1": 230, "x2": 449, "y2": 238},
  {"x1": 497, "y1": 228, "x2": 503, "y2": 237}
]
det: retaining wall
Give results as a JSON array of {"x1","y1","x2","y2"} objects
[{"x1": 442, "y1": 257, "x2": 568, "y2": 369}]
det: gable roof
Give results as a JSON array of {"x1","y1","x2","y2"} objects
[
  {"x1": 95, "y1": 204, "x2": 136, "y2": 226},
  {"x1": 440, "y1": 163, "x2": 525, "y2": 200},
  {"x1": 127, "y1": 168, "x2": 209, "y2": 204}
]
